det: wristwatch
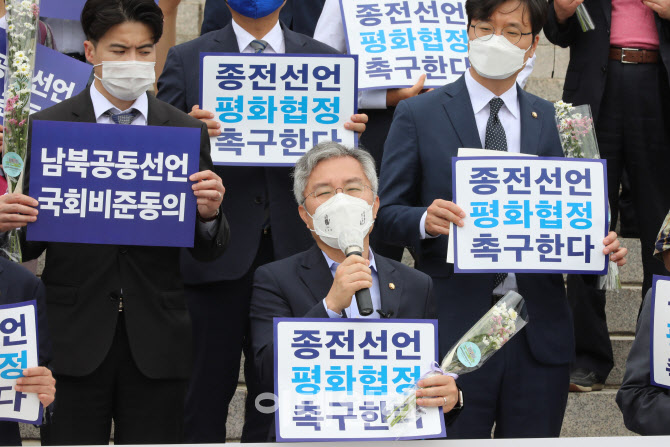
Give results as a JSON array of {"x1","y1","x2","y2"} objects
[
  {"x1": 198, "y1": 207, "x2": 220, "y2": 223},
  {"x1": 444, "y1": 385, "x2": 464, "y2": 426}
]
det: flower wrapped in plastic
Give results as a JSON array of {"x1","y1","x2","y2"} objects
[
  {"x1": 386, "y1": 291, "x2": 529, "y2": 431},
  {"x1": 554, "y1": 100, "x2": 621, "y2": 290},
  {"x1": 575, "y1": 4, "x2": 595, "y2": 32},
  {"x1": 1, "y1": 0, "x2": 41, "y2": 263}
]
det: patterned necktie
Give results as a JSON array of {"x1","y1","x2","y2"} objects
[
  {"x1": 249, "y1": 39, "x2": 268, "y2": 53},
  {"x1": 485, "y1": 97, "x2": 508, "y2": 289},
  {"x1": 106, "y1": 109, "x2": 139, "y2": 125}
]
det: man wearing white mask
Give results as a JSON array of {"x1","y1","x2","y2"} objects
[
  {"x1": 375, "y1": 0, "x2": 628, "y2": 438},
  {"x1": 0, "y1": 0, "x2": 229, "y2": 444},
  {"x1": 249, "y1": 142, "x2": 463, "y2": 440}
]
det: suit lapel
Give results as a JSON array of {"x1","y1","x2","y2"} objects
[
  {"x1": 70, "y1": 88, "x2": 97, "y2": 124},
  {"x1": 374, "y1": 255, "x2": 401, "y2": 318},
  {"x1": 600, "y1": 0, "x2": 611, "y2": 28},
  {"x1": 212, "y1": 24, "x2": 241, "y2": 52},
  {"x1": 147, "y1": 94, "x2": 170, "y2": 127},
  {"x1": 298, "y1": 245, "x2": 336, "y2": 305},
  {"x1": 442, "y1": 77, "x2": 482, "y2": 149},
  {"x1": 518, "y1": 86, "x2": 542, "y2": 156},
  {"x1": 283, "y1": 24, "x2": 308, "y2": 53}
]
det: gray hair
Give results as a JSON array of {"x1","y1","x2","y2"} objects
[{"x1": 292, "y1": 142, "x2": 378, "y2": 204}]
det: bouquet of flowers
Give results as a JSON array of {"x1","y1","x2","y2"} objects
[
  {"x1": 386, "y1": 291, "x2": 529, "y2": 430},
  {"x1": 1, "y1": 0, "x2": 40, "y2": 263},
  {"x1": 554, "y1": 100, "x2": 622, "y2": 290},
  {"x1": 554, "y1": 100, "x2": 599, "y2": 159}
]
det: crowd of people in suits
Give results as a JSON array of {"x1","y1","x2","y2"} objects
[{"x1": 0, "y1": 0, "x2": 668, "y2": 444}]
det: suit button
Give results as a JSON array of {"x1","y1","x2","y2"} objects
[
  {"x1": 109, "y1": 291, "x2": 119, "y2": 301},
  {"x1": 601, "y1": 65, "x2": 607, "y2": 73},
  {"x1": 254, "y1": 196, "x2": 263, "y2": 204},
  {"x1": 120, "y1": 247, "x2": 128, "y2": 254}
]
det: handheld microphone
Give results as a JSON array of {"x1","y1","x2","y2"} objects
[{"x1": 339, "y1": 230, "x2": 374, "y2": 317}]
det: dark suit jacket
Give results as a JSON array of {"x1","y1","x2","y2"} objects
[
  {"x1": 376, "y1": 75, "x2": 573, "y2": 365},
  {"x1": 20, "y1": 89, "x2": 229, "y2": 379},
  {"x1": 616, "y1": 289, "x2": 670, "y2": 435},
  {"x1": 157, "y1": 23, "x2": 339, "y2": 283},
  {"x1": 200, "y1": 0, "x2": 326, "y2": 37},
  {"x1": 0, "y1": 258, "x2": 51, "y2": 445},
  {"x1": 249, "y1": 244, "x2": 436, "y2": 391},
  {"x1": 544, "y1": 0, "x2": 670, "y2": 121}
]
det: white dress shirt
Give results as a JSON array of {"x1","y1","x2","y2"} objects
[
  {"x1": 90, "y1": 83, "x2": 217, "y2": 237},
  {"x1": 321, "y1": 249, "x2": 382, "y2": 318},
  {"x1": 42, "y1": 18, "x2": 86, "y2": 55},
  {"x1": 232, "y1": 18, "x2": 285, "y2": 54}
]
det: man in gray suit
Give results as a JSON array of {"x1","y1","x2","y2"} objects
[{"x1": 616, "y1": 215, "x2": 670, "y2": 435}]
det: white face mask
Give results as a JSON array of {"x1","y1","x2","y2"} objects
[
  {"x1": 306, "y1": 193, "x2": 375, "y2": 251},
  {"x1": 468, "y1": 34, "x2": 532, "y2": 80},
  {"x1": 94, "y1": 61, "x2": 156, "y2": 101}
]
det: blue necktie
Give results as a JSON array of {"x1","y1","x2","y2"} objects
[{"x1": 106, "y1": 109, "x2": 139, "y2": 125}]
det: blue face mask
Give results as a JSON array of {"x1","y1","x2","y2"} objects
[{"x1": 226, "y1": 0, "x2": 284, "y2": 19}]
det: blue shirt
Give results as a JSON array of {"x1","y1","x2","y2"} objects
[{"x1": 321, "y1": 249, "x2": 381, "y2": 318}]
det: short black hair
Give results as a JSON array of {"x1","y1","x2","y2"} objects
[
  {"x1": 466, "y1": 0, "x2": 547, "y2": 37},
  {"x1": 81, "y1": 0, "x2": 164, "y2": 44}
]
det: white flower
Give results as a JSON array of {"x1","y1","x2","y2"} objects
[
  {"x1": 21, "y1": 1, "x2": 32, "y2": 9},
  {"x1": 509, "y1": 310, "x2": 518, "y2": 320},
  {"x1": 482, "y1": 337, "x2": 490, "y2": 346},
  {"x1": 7, "y1": 24, "x2": 15, "y2": 31}
]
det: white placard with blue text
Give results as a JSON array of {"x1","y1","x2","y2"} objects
[
  {"x1": 0, "y1": 301, "x2": 41, "y2": 424},
  {"x1": 274, "y1": 318, "x2": 445, "y2": 442},
  {"x1": 200, "y1": 53, "x2": 358, "y2": 166},
  {"x1": 340, "y1": 0, "x2": 469, "y2": 90},
  {"x1": 452, "y1": 156, "x2": 609, "y2": 274},
  {"x1": 650, "y1": 275, "x2": 670, "y2": 389}
]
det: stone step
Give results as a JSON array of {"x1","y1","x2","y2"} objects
[
  {"x1": 619, "y1": 238, "x2": 643, "y2": 285},
  {"x1": 560, "y1": 389, "x2": 636, "y2": 437},
  {"x1": 606, "y1": 335, "x2": 634, "y2": 386},
  {"x1": 605, "y1": 286, "x2": 642, "y2": 334}
]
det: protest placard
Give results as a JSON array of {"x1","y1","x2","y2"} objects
[
  {"x1": 274, "y1": 318, "x2": 445, "y2": 442},
  {"x1": 200, "y1": 53, "x2": 357, "y2": 166},
  {"x1": 340, "y1": 0, "x2": 469, "y2": 90},
  {"x1": 452, "y1": 156, "x2": 609, "y2": 274},
  {"x1": 0, "y1": 28, "x2": 91, "y2": 125},
  {"x1": 0, "y1": 301, "x2": 41, "y2": 424},
  {"x1": 650, "y1": 275, "x2": 670, "y2": 390},
  {"x1": 27, "y1": 120, "x2": 201, "y2": 247},
  {"x1": 39, "y1": 0, "x2": 158, "y2": 20}
]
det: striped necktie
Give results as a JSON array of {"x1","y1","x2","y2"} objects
[{"x1": 249, "y1": 39, "x2": 268, "y2": 53}]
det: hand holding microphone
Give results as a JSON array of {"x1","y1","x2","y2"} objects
[{"x1": 324, "y1": 254, "x2": 373, "y2": 316}]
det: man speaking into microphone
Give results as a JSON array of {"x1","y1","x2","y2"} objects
[{"x1": 249, "y1": 142, "x2": 461, "y2": 440}]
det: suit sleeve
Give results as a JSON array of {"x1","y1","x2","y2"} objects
[
  {"x1": 544, "y1": 1, "x2": 582, "y2": 48},
  {"x1": 31, "y1": 277, "x2": 52, "y2": 367},
  {"x1": 616, "y1": 290, "x2": 670, "y2": 435},
  {"x1": 250, "y1": 265, "x2": 328, "y2": 392},
  {"x1": 156, "y1": 46, "x2": 189, "y2": 113},
  {"x1": 376, "y1": 100, "x2": 428, "y2": 254},
  {"x1": 188, "y1": 123, "x2": 230, "y2": 261},
  {"x1": 18, "y1": 118, "x2": 48, "y2": 262},
  {"x1": 423, "y1": 276, "x2": 437, "y2": 320}
]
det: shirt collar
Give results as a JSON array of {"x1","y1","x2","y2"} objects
[
  {"x1": 231, "y1": 18, "x2": 284, "y2": 53},
  {"x1": 0, "y1": 16, "x2": 7, "y2": 30},
  {"x1": 90, "y1": 83, "x2": 148, "y2": 122},
  {"x1": 464, "y1": 69, "x2": 519, "y2": 119},
  {"x1": 322, "y1": 248, "x2": 378, "y2": 273}
]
